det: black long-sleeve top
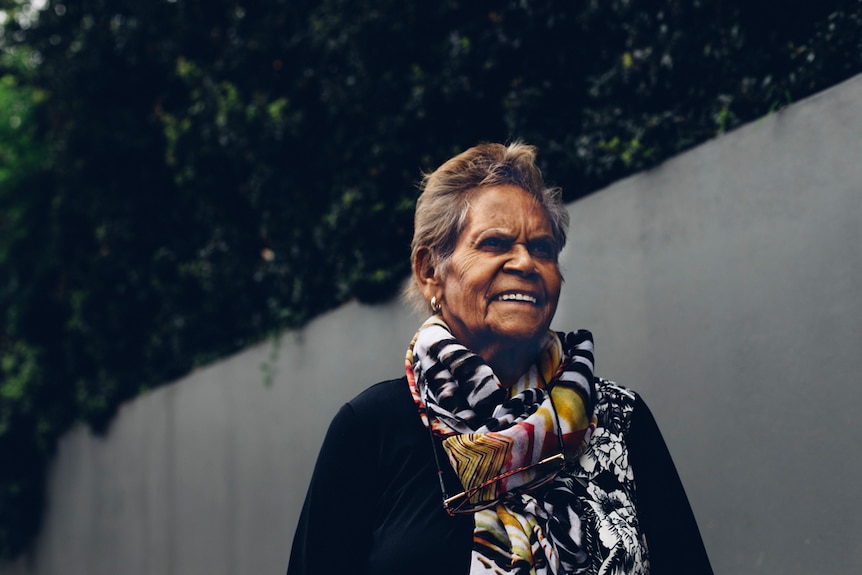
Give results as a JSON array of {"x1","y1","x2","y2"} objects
[{"x1": 287, "y1": 377, "x2": 713, "y2": 575}]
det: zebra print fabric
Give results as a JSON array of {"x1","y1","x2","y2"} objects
[{"x1": 407, "y1": 316, "x2": 635, "y2": 573}]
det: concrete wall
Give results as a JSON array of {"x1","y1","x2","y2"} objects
[{"x1": 3, "y1": 73, "x2": 861, "y2": 575}]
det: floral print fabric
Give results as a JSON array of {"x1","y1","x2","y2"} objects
[
  {"x1": 466, "y1": 380, "x2": 650, "y2": 575},
  {"x1": 563, "y1": 379, "x2": 650, "y2": 575}
]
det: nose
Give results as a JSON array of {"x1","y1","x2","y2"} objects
[{"x1": 503, "y1": 243, "x2": 537, "y2": 276}]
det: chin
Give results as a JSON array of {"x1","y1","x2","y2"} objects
[{"x1": 491, "y1": 326, "x2": 548, "y2": 345}]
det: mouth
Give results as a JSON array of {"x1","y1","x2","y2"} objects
[{"x1": 494, "y1": 292, "x2": 538, "y2": 304}]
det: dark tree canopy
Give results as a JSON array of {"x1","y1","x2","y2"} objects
[{"x1": 1, "y1": 0, "x2": 860, "y2": 559}]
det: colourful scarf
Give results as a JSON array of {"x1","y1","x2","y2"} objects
[{"x1": 406, "y1": 316, "x2": 598, "y2": 574}]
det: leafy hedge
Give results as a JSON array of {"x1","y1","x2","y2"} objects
[{"x1": 1, "y1": 0, "x2": 860, "y2": 560}]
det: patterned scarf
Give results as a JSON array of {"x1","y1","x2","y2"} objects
[{"x1": 406, "y1": 316, "x2": 598, "y2": 574}]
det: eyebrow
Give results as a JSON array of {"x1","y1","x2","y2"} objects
[
  {"x1": 472, "y1": 228, "x2": 556, "y2": 244},
  {"x1": 475, "y1": 227, "x2": 510, "y2": 237},
  {"x1": 471, "y1": 228, "x2": 513, "y2": 243}
]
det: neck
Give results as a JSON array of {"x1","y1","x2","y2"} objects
[{"x1": 477, "y1": 340, "x2": 543, "y2": 389}]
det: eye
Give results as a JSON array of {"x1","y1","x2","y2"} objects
[
  {"x1": 479, "y1": 236, "x2": 511, "y2": 251},
  {"x1": 528, "y1": 239, "x2": 556, "y2": 259}
]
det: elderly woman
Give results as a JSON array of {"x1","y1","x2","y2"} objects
[{"x1": 287, "y1": 143, "x2": 712, "y2": 574}]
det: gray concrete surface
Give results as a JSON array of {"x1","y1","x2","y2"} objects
[{"x1": 2, "y1": 73, "x2": 861, "y2": 575}]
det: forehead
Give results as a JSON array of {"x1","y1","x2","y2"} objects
[{"x1": 464, "y1": 185, "x2": 551, "y2": 232}]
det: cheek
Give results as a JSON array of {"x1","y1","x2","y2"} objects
[
  {"x1": 449, "y1": 274, "x2": 483, "y2": 308},
  {"x1": 447, "y1": 256, "x2": 482, "y2": 291},
  {"x1": 551, "y1": 272, "x2": 563, "y2": 296},
  {"x1": 545, "y1": 269, "x2": 563, "y2": 306},
  {"x1": 445, "y1": 265, "x2": 490, "y2": 314}
]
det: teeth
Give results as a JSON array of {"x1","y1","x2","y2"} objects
[{"x1": 498, "y1": 293, "x2": 537, "y2": 303}]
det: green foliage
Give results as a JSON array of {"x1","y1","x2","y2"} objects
[{"x1": 1, "y1": 0, "x2": 861, "y2": 560}]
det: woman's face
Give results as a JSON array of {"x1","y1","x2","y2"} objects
[{"x1": 433, "y1": 185, "x2": 562, "y2": 357}]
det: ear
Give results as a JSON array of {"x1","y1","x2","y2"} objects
[{"x1": 413, "y1": 246, "x2": 442, "y2": 300}]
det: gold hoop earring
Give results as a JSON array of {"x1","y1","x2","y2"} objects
[{"x1": 430, "y1": 296, "x2": 442, "y2": 314}]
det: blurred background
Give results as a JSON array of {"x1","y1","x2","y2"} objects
[{"x1": 1, "y1": 0, "x2": 861, "y2": 573}]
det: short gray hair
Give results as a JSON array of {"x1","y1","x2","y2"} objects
[{"x1": 405, "y1": 141, "x2": 569, "y2": 313}]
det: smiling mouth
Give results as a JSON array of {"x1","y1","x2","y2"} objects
[{"x1": 496, "y1": 293, "x2": 538, "y2": 304}]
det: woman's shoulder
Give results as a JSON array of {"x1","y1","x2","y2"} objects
[
  {"x1": 342, "y1": 376, "x2": 418, "y2": 426},
  {"x1": 592, "y1": 377, "x2": 645, "y2": 434},
  {"x1": 594, "y1": 377, "x2": 640, "y2": 405},
  {"x1": 348, "y1": 376, "x2": 409, "y2": 406}
]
